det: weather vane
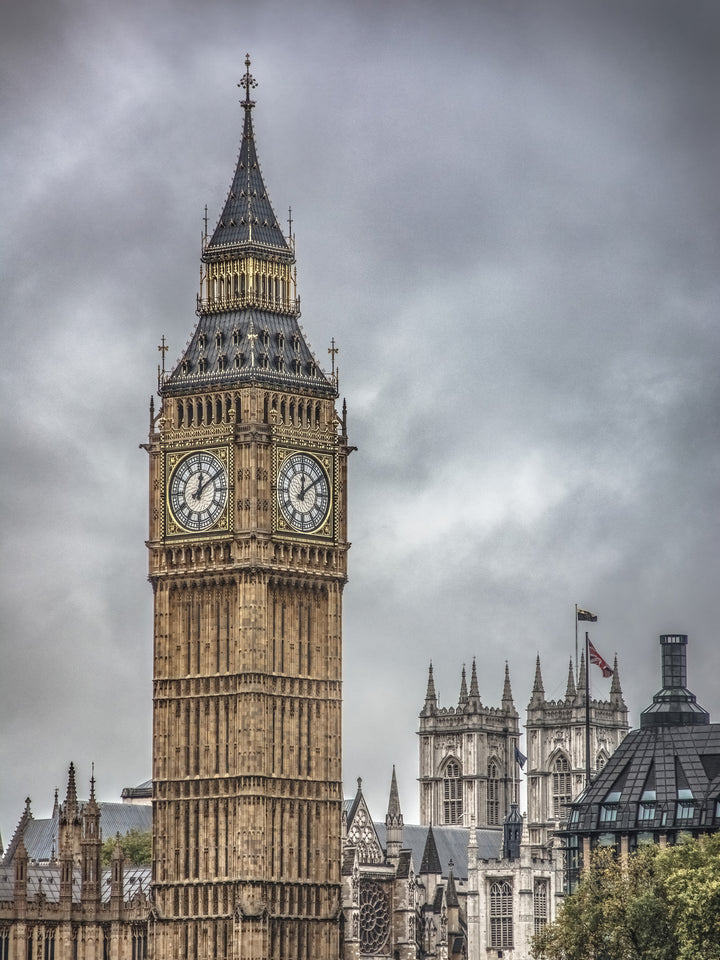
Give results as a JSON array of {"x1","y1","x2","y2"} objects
[{"x1": 239, "y1": 53, "x2": 257, "y2": 109}]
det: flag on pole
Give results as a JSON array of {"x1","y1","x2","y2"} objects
[
  {"x1": 577, "y1": 608, "x2": 598, "y2": 622},
  {"x1": 515, "y1": 746, "x2": 527, "y2": 769},
  {"x1": 588, "y1": 639, "x2": 613, "y2": 678}
]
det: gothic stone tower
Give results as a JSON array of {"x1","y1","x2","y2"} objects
[
  {"x1": 146, "y1": 59, "x2": 350, "y2": 960},
  {"x1": 418, "y1": 661, "x2": 521, "y2": 828},
  {"x1": 525, "y1": 652, "x2": 628, "y2": 849}
]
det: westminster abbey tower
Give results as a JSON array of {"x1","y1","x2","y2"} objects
[{"x1": 146, "y1": 57, "x2": 350, "y2": 960}]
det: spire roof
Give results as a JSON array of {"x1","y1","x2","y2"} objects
[
  {"x1": 502, "y1": 661, "x2": 514, "y2": 705},
  {"x1": 577, "y1": 650, "x2": 587, "y2": 698},
  {"x1": 458, "y1": 665, "x2": 468, "y2": 707},
  {"x1": 610, "y1": 654, "x2": 623, "y2": 698},
  {"x1": 387, "y1": 766, "x2": 402, "y2": 821},
  {"x1": 206, "y1": 55, "x2": 291, "y2": 257},
  {"x1": 469, "y1": 658, "x2": 480, "y2": 700},
  {"x1": 565, "y1": 658, "x2": 577, "y2": 699},
  {"x1": 420, "y1": 825, "x2": 442, "y2": 875},
  {"x1": 161, "y1": 58, "x2": 335, "y2": 400},
  {"x1": 424, "y1": 662, "x2": 437, "y2": 708},
  {"x1": 530, "y1": 654, "x2": 545, "y2": 704}
]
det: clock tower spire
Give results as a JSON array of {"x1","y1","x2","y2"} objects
[{"x1": 147, "y1": 58, "x2": 350, "y2": 960}]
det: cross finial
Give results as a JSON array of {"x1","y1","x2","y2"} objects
[
  {"x1": 158, "y1": 335, "x2": 168, "y2": 375},
  {"x1": 328, "y1": 337, "x2": 339, "y2": 378},
  {"x1": 239, "y1": 53, "x2": 258, "y2": 110}
]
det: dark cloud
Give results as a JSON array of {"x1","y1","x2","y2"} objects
[{"x1": 1, "y1": 0, "x2": 719, "y2": 829}]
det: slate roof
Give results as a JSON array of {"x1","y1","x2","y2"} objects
[
  {"x1": 2, "y1": 803, "x2": 152, "y2": 866},
  {"x1": 205, "y1": 88, "x2": 290, "y2": 257},
  {"x1": 374, "y1": 823, "x2": 503, "y2": 880},
  {"x1": 566, "y1": 723, "x2": 720, "y2": 834},
  {"x1": 342, "y1": 799, "x2": 503, "y2": 879},
  {"x1": 162, "y1": 308, "x2": 334, "y2": 398},
  {"x1": 565, "y1": 635, "x2": 720, "y2": 837},
  {"x1": 0, "y1": 864, "x2": 151, "y2": 905}
]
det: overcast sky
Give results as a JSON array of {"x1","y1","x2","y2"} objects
[{"x1": 1, "y1": 0, "x2": 719, "y2": 839}]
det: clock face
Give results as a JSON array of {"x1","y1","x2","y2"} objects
[
  {"x1": 169, "y1": 450, "x2": 228, "y2": 532},
  {"x1": 277, "y1": 452, "x2": 330, "y2": 533}
]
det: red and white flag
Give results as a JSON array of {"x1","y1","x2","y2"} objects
[{"x1": 588, "y1": 639, "x2": 613, "y2": 678}]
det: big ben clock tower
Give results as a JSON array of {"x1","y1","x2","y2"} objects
[{"x1": 146, "y1": 58, "x2": 350, "y2": 960}]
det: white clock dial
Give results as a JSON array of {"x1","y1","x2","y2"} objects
[
  {"x1": 277, "y1": 452, "x2": 330, "y2": 533},
  {"x1": 169, "y1": 451, "x2": 228, "y2": 532}
]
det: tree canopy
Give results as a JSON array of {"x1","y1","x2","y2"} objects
[
  {"x1": 532, "y1": 833, "x2": 720, "y2": 960},
  {"x1": 101, "y1": 828, "x2": 152, "y2": 866}
]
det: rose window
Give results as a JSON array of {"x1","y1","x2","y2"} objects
[{"x1": 359, "y1": 881, "x2": 390, "y2": 954}]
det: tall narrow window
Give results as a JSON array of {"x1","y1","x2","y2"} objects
[
  {"x1": 443, "y1": 760, "x2": 462, "y2": 824},
  {"x1": 552, "y1": 755, "x2": 572, "y2": 819},
  {"x1": 534, "y1": 879, "x2": 548, "y2": 935},
  {"x1": 490, "y1": 880, "x2": 513, "y2": 949},
  {"x1": 487, "y1": 760, "x2": 500, "y2": 825}
]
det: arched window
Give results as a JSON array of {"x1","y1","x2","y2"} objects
[
  {"x1": 487, "y1": 760, "x2": 500, "y2": 825},
  {"x1": 552, "y1": 755, "x2": 572, "y2": 819},
  {"x1": 533, "y1": 879, "x2": 548, "y2": 934},
  {"x1": 443, "y1": 759, "x2": 462, "y2": 824},
  {"x1": 490, "y1": 880, "x2": 513, "y2": 949}
]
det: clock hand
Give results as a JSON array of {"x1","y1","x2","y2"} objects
[{"x1": 194, "y1": 473, "x2": 205, "y2": 498}]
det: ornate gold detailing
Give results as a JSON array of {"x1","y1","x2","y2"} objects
[{"x1": 162, "y1": 445, "x2": 233, "y2": 541}]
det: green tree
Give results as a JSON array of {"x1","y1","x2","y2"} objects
[
  {"x1": 532, "y1": 844, "x2": 675, "y2": 960},
  {"x1": 101, "y1": 828, "x2": 152, "y2": 866},
  {"x1": 659, "y1": 832, "x2": 720, "y2": 960}
]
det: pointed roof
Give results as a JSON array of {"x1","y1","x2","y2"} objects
[
  {"x1": 610, "y1": 654, "x2": 623, "y2": 699},
  {"x1": 423, "y1": 662, "x2": 437, "y2": 713},
  {"x1": 386, "y1": 766, "x2": 402, "y2": 822},
  {"x1": 530, "y1": 654, "x2": 545, "y2": 703},
  {"x1": 420, "y1": 824, "x2": 442, "y2": 875},
  {"x1": 458, "y1": 665, "x2": 468, "y2": 707},
  {"x1": 468, "y1": 658, "x2": 480, "y2": 704},
  {"x1": 577, "y1": 650, "x2": 587, "y2": 698},
  {"x1": 445, "y1": 864, "x2": 459, "y2": 907},
  {"x1": 565, "y1": 658, "x2": 577, "y2": 699},
  {"x1": 502, "y1": 661, "x2": 514, "y2": 705},
  {"x1": 205, "y1": 55, "x2": 291, "y2": 258}
]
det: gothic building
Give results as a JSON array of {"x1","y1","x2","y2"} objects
[
  {"x1": 418, "y1": 661, "x2": 520, "y2": 829},
  {"x1": 145, "y1": 56, "x2": 350, "y2": 960},
  {"x1": 525, "y1": 650, "x2": 628, "y2": 849},
  {"x1": 340, "y1": 657, "x2": 627, "y2": 960}
]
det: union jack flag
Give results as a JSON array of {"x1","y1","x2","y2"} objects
[{"x1": 588, "y1": 639, "x2": 613, "y2": 678}]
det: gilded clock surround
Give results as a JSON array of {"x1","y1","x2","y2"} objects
[{"x1": 164, "y1": 445, "x2": 232, "y2": 538}]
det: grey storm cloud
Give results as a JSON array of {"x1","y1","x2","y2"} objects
[{"x1": 1, "y1": 0, "x2": 719, "y2": 830}]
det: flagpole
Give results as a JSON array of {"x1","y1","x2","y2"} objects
[
  {"x1": 575, "y1": 603, "x2": 579, "y2": 685},
  {"x1": 585, "y1": 630, "x2": 591, "y2": 788}
]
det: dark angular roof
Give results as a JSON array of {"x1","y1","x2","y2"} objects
[
  {"x1": 420, "y1": 825, "x2": 442, "y2": 875},
  {"x1": 566, "y1": 723, "x2": 720, "y2": 834},
  {"x1": 205, "y1": 94, "x2": 290, "y2": 258},
  {"x1": 374, "y1": 822, "x2": 503, "y2": 880},
  {"x1": 0, "y1": 864, "x2": 151, "y2": 905},
  {"x1": 162, "y1": 309, "x2": 335, "y2": 398},
  {"x1": 1, "y1": 803, "x2": 152, "y2": 866},
  {"x1": 565, "y1": 636, "x2": 720, "y2": 837}
]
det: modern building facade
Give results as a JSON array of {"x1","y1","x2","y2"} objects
[{"x1": 563, "y1": 634, "x2": 720, "y2": 888}]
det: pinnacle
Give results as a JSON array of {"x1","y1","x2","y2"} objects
[{"x1": 565, "y1": 658, "x2": 577, "y2": 699}]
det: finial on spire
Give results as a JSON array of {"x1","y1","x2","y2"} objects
[
  {"x1": 502, "y1": 660, "x2": 514, "y2": 705},
  {"x1": 239, "y1": 53, "x2": 258, "y2": 110},
  {"x1": 328, "y1": 338, "x2": 339, "y2": 380}
]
